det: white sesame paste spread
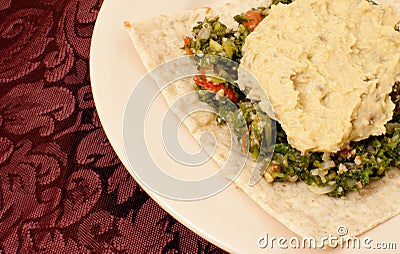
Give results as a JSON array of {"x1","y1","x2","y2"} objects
[{"x1": 240, "y1": 0, "x2": 400, "y2": 153}]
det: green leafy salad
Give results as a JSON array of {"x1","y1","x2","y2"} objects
[{"x1": 182, "y1": 0, "x2": 400, "y2": 197}]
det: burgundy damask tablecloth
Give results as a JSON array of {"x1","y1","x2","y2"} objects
[{"x1": 0, "y1": 0, "x2": 226, "y2": 252}]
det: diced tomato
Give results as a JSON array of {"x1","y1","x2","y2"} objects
[
  {"x1": 193, "y1": 74, "x2": 238, "y2": 103},
  {"x1": 224, "y1": 88, "x2": 237, "y2": 103},
  {"x1": 184, "y1": 37, "x2": 193, "y2": 55},
  {"x1": 241, "y1": 10, "x2": 263, "y2": 31},
  {"x1": 193, "y1": 75, "x2": 224, "y2": 92}
]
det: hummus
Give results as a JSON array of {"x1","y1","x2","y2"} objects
[{"x1": 240, "y1": 0, "x2": 400, "y2": 153}]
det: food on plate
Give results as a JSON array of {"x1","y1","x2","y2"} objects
[
  {"x1": 124, "y1": 0, "x2": 400, "y2": 240},
  {"x1": 184, "y1": 0, "x2": 400, "y2": 197}
]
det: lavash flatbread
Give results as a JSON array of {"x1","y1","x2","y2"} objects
[{"x1": 124, "y1": 0, "x2": 400, "y2": 240}]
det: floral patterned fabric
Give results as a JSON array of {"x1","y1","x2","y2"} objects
[{"x1": 0, "y1": 0, "x2": 226, "y2": 253}]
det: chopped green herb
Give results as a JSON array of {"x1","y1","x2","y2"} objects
[{"x1": 272, "y1": 0, "x2": 294, "y2": 5}]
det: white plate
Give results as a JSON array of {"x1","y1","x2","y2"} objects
[{"x1": 89, "y1": 0, "x2": 399, "y2": 253}]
